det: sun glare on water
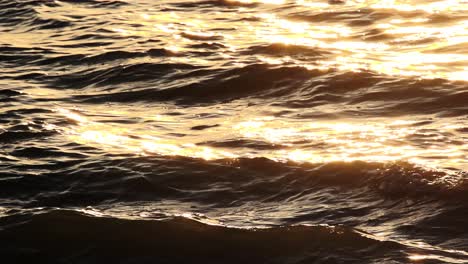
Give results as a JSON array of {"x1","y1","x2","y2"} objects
[
  {"x1": 81, "y1": 0, "x2": 468, "y2": 82},
  {"x1": 42, "y1": 0, "x2": 468, "y2": 182},
  {"x1": 56, "y1": 108, "x2": 467, "y2": 173}
]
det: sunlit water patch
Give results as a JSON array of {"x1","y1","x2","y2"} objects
[
  {"x1": 0, "y1": 0, "x2": 467, "y2": 263},
  {"x1": 56, "y1": 107, "x2": 467, "y2": 174}
]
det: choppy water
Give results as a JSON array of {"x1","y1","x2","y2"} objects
[{"x1": 1, "y1": 0, "x2": 467, "y2": 263}]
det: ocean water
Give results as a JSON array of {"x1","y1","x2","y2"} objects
[{"x1": 0, "y1": 0, "x2": 467, "y2": 263}]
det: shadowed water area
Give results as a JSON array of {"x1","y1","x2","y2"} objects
[{"x1": 0, "y1": 0, "x2": 467, "y2": 263}]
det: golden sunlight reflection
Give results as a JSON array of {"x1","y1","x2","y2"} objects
[
  {"x1": 244, "y1": 8, "x2": 466, "y2": 81},
  {"x1": 92, "y1": 0, "x2": 468, "y2": 81},
  {"x1": 408, "y1": 253, "x2": 468, "y2": 263},
  {"x1": 234, "y1": 118, "x2": 467, "y2": 168},
  {"x1": 296, "y1": 0, "x2": 468, "y2": 13},
  {"x1": 370, "y1": 0, "x2": 466, "y2": 13},
  {"x1": 69, "y1": 127, "x2": 238, "y2": 161},
  {"x1": 225, "y1": 0, "x2": 286, "y2": 4},
  {"x1": 57, "y1": 108, "x2": 467, "y2": 172},
  {"x1": 58, "y1": 108, "x2": 238, "y2": 160}
]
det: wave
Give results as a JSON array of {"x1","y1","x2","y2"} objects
[
  {"x1": 52, "y1": 62, "x2": 201, "y2": 89},
  {"x1": 0, "y1": 1, "x2": 70, "y2": 31},
  {"x1": 169, "y1": 0, "x2": 260, "y2": 8},
  {"x1": 34, "y1": 49, "x2": 176, "y2": 67},
  {"x1": 0, "y1": 45, "x2": 54, "y2": 66},
  {"x1": 59, "y1": 63, "x2": 468, "y2": 117},
  {"x1": 0, "y1": 0, "x2": 126, "y2": 36},
  {"x1": 1, "y1": 152, "x2": 465, "y2": 208},
  {"x1": 58, "y1": 0, "x2": 128, "y2": 7},
  {"x1": 0, "y1": 89, "x2": 22, "y2": 103},
  {"x1": 0, "y1": 209, "x2": 409, "y2": 263},
  {"x1": 0, "y1": 1, "x2": 39, "y2": 28},
  {"x1": 243, "y1": 43, "x2": 331, "y2": 57},
  {"x1": 287, "y1": 5, "x2": 461, "y2": 25},
  {"x1": 180, "y1": 31, "x2": 224, "y2": 41},
  {"x1": 70, "y1": 64, "x2": 315, "y2": 102}
]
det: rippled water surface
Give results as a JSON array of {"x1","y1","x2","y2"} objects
[{"x1": 1, "y1": 0, "x2": 467, "y2": 263}]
